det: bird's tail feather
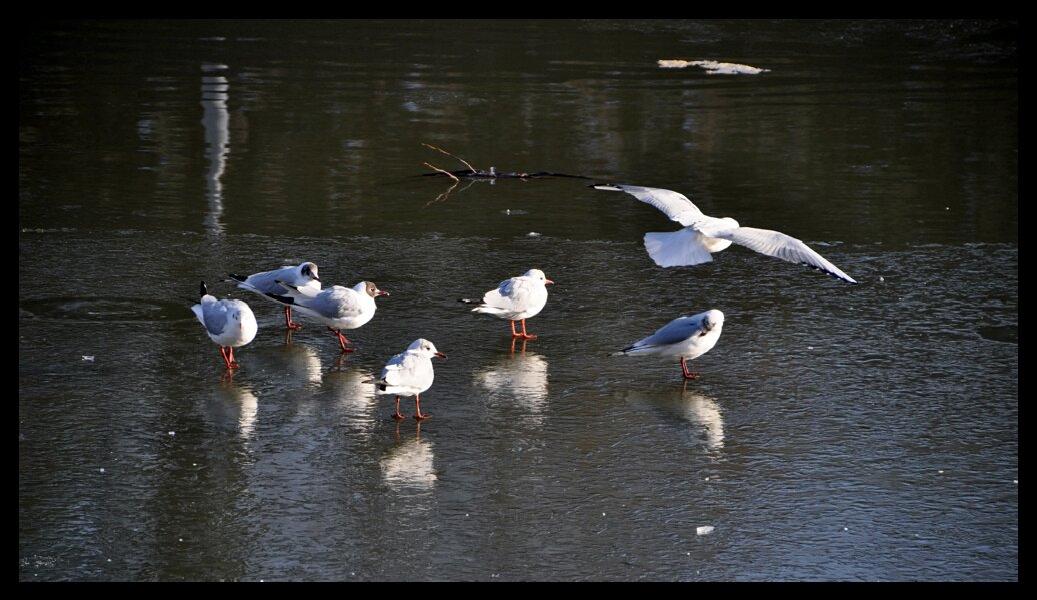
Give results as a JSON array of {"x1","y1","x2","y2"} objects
[
  {"x1": 644, "y1": 230, "x2": 714, "y2": 268},
  {"x1": 458, "y1": 297, "x2": 480, "y2": 304}
]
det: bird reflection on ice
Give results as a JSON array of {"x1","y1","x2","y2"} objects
[
  {"x1": 380, "y1": 426, "x2": 437, "y2": 491},
  {"x1": 210, "y1": 380, "x2": 259, "y2": 440},
  {"x1": 628, "y1": 384, "x2": 726, "y2": 452},
  {"x1": 322, "y1": 366, "x2": 378, "y2": 440},
  {"x1": 473, "y1": 340, "x2": 549, "y2": 424},
  {"x1": 680, "y1": 388, "x2": 725, "y2": 451},
  {"x1": 277, "y1": 337, "x2": 323, "y2": 387}
]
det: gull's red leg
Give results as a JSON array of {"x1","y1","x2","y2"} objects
[
  {"x1": 414, "y1": 394, "x2": 430, "y2": 421},
  {"x1": 680, "y1": 357, "x2": 699, "y2": 380},
  {"x1": 392, "y1": 396, "x2": 405, "y2": 421},
  {"x1": 284, "y1": 306, "x2": 302, "y2": 330},
  {"x1": 328, "y1": 327, "x2": 356, "y2": 353},
  {"x1": 510, "y1": 320, "x2": 520, "y2": 338},
  {"x1": 520, "y1": 319, "x2": 538, "y2": 340},
  {"x1": 228, "y1": 346, "x2": 239, "y2": 369},
  {"x1": 219, "y1": 347, "x2": 233, "y2": 369}
]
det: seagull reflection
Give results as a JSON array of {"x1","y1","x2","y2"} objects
[
  {"x1": 208, "y1": 379, "x2": 259, "y2": 440},
  {"x1": 631, "y1": 384, "x2": 725, "y2": 452},
  {"x1": 473, "y1": 340, "x2": 549, "y2": 423},
  {"x1": 322, "y1": 366, "x2": 378, "y2": 438},
  {"x1": 680, "y1": 387, "x2": 725, "y2": 451},
  {"x1": 380, "y1": 424, "x2": 437, "y2": 491},
  {"x1": 201, "y1": 63, "x2": 229, "y2": 237},
  {"x1": 276, "y1": 338, "x2": 324, "y2": 387}
]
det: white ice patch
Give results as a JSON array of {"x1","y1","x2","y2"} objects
[{"x1": 658, "y1": 59, "x2": 770, "y2": 74}]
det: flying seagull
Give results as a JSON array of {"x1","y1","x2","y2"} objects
[{"x1": 593, "y1": 184, "x2": 857, "y2": 284}]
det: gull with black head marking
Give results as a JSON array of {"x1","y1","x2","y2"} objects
[
  {"x1": 460, "y1": 268, "x2": 555, "y2": 340},
  {"x1": 369, "y1": 339, "x2": 446, "y2": 421},
  {"x1": 229, "y1": 262, "x2": 321, "y2": 330},
  {"x1": 191, "y1": 281, "x2": 258, "y2": 370},
  {"x1": 265, "y1": 280, "x2": 388, "y2": 353},
  {"x1": 593, "y1": 184, "x2": 857, "y2": 284},
  {"x1": 612, "y1": 309, "x2": 725, "y2": 380}
]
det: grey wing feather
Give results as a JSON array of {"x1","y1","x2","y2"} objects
[
  {"x1": 720, "y1": 227, "x2": 857, "y2": 284},
  {"x1": 632, "y1": 315, "x2": 707, "y2": 349},
  {"x1": 202, "y1": 302, "x2": 230, "y2": 336},
  {"x1": 597, "y1": 184, "x2": 705, "y2": 226},
  {"x1": 241, "y1": 267, "x2": 294, "y2": 294},
  {"x1": 380, "y1": 352, "x2": 412, "y2": 386},
  {"x1": 498, "y1": 277, "x2": 517, "y2": 297},
  {"x1": 297, "y1": 287, "x2": 362, "y2": 319}
]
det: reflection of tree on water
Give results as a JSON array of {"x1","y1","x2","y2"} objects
[
  {"x1": 473, "y1": 342, "x2": 549, "y2": 424},
  {"x1": 201, "y1": 63, "x2": 229, "y2": 237},
  {"x1": 380, "y1": 425, "x2": 437, "y2": 491}
]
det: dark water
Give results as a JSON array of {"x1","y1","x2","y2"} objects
[{"x1": 19, "y1": 20, "x2": 1017, "y2": 581}]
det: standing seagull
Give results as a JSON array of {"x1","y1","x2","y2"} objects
[
  {"x1": 229, "y1": 262, "x2": 321, "y2": 330},
  {"x1": 612, "y1": 310, "x2": 725, "y2": 380},
  {"x1": 460, "y1": 269, "x2": 555, "y2": 339},
  {"x1": 265, "y1": 281, "x2": 388, "y2": 353},
  {"x1": 191, "y1": 281, "x2": 259, "y2": 370},
  {"x1": 369, "y1": 339, "x2": 446, "y2": 421},
  {"x1": 593, "y1": 184, "x2": 857, "y2": 283}
]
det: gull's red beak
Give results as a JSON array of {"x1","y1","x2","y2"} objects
[
  {"x1": 377, "y1": 290, "x2": 390, "y2": 297},
  {"x1": 435, "y1": 352, "x2": 447, "y2": 360},
  {"x1": 545, "y1": 279, "x2": 555, "y2": 285}
]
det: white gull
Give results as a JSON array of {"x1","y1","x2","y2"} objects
[
  {"x1": 460, "y1": 268, "x2": 555, "y2": 339},
  {"x1": 369, "y1": 339, "x2": 446, "y2": 421},
  {"x1": 267, "y1": 280, "x2": 388, "y2": 353},
  {"x1": 612, "y1": 309, "x2": 725, "y2": 380},
  {"x1": 594, "y1": 184, "x2": 857, "y2": 283},
  {"x1": 229, "y1": 262, "x2": 321, "y2": 330},
  {"x1": 191, "y1": 281, "x2": 258, "y2": 370}
]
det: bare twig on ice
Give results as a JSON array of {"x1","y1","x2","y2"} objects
[
  {"x1": 423, "y1": 162, "x2": 460, "y2": 183},
  {"x1": 421, "y1": 142, "x2": 478, "y2": 174}
]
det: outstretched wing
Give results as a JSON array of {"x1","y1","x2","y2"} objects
[
  {"x1": 718, "y1": 227, "x2": 857, "y2": 284},
  {"x1": 594, "y1": 184, "x2": 706, "y2": 226}
]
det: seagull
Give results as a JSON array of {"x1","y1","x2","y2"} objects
[
  {"x1": 460, "y1": 269, "x2": 555, "y2": 339},
  {"x1": 264, "y1": 281, "x2": 388, "y2": 353},
  {"x1": 369, "y1": 339, "x2": 446, "y2": 421},
  {"x1": 229, "y1": 262, "x2": 321, "y2": 330},
  {"x1": 191, "y1": 281, "x2": 258, "y2": 370},
  {"x1": 612, "y1": 309, "x2": 725, "y2": 380},
  {"x1": 593, "y1": 184, "x2": 857, "y2": 283}
]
